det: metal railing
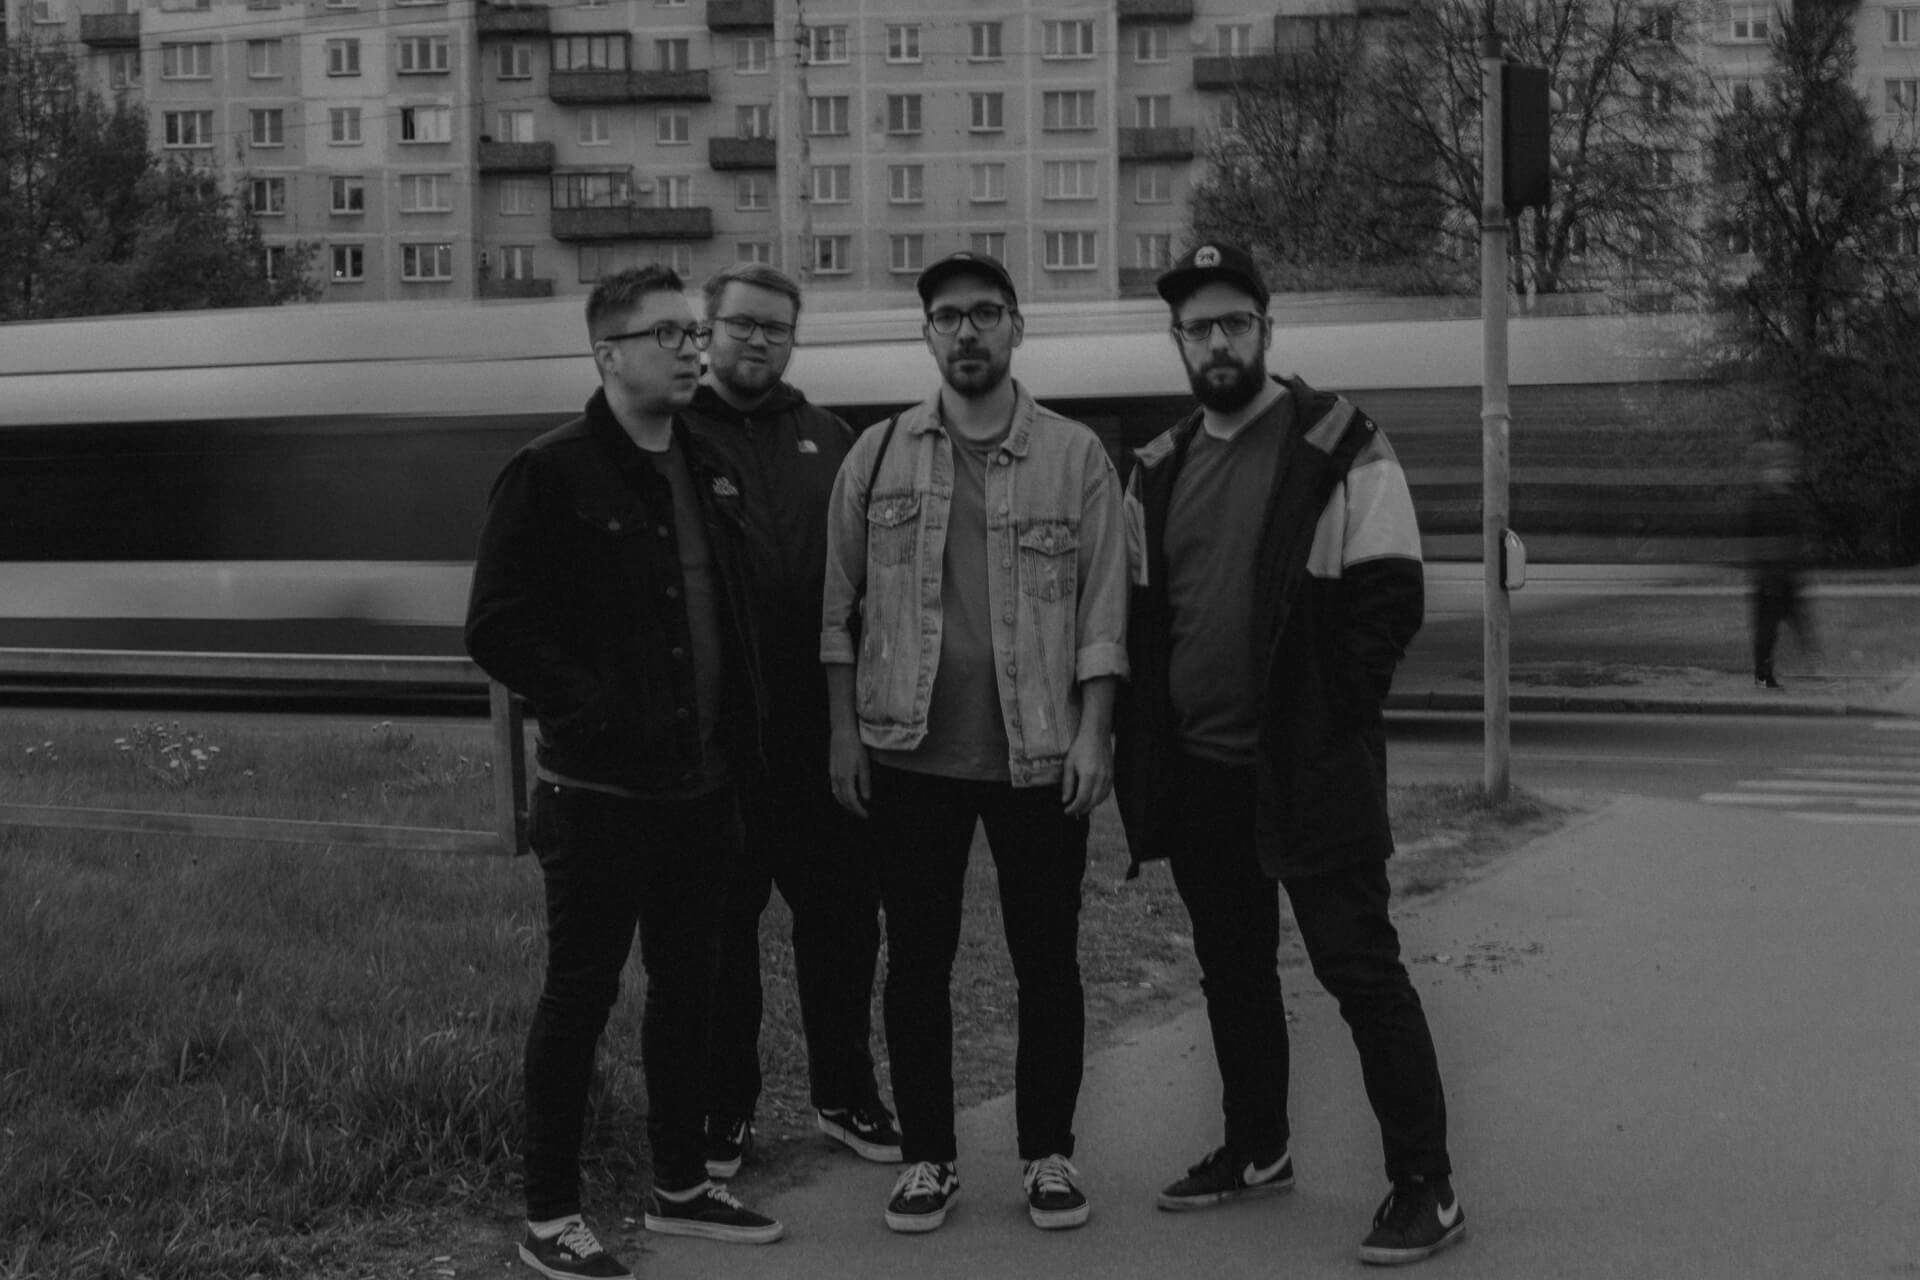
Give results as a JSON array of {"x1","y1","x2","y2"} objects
[{"x1": 0, "y1": 649, "x2": 526, "y2": 857}]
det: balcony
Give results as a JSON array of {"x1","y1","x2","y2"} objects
[
  {"x1": 1117, "y1": 0, "x2": 1194, "y2": 21},
  {"x1": 480, "y1": 276, "x2": 556, "y2": 299},
  {"x1": 1118, "y1": 267, "x2": 1162, "y2": 297},
  {"x1": 1118, "y1": 126, "x2": 1196, "y2": 162},
  {"x1": 1192, "y1": 53, "x2": 1292, "y2": 90},
  {"x1": 80, "y1": 12, "x2": 140, "y2": 46},
  {"x1": 477, "y1": 3, "x2": 550, "y2": 36},
  {"x1": 550, "y1": 205, "x2": 714, "y2": 241},
  {"x1": 707, "y1": 0, "x2": 772, "y2": 30},
  {"x1": 478, "y1": 140, "x2": 556, "y2": 172},
  {"x1": 549, "y1": 68, "x2": 711, "y2": 104},
  {"x1": 708, "y1": 136, "x2": 776, "y2": 170}
]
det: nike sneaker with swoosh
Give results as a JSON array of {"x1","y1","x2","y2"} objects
[
  {"x1": 1156, "y1": 1145, "x2": 1294, "y2": 1211},
  {"x1": 1358, "y1": 1176, "x2": 1465, "y2": 1265}
]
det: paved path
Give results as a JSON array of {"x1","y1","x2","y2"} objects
[{"x1": 643, "y1": 795, "x2": 1920, "y2": 1278}]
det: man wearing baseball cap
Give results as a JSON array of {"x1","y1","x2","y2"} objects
[
  {"x1": 1115, "y1": 242, "x2": 1462, "y2": 1264},
  {"x1": 820, "y1": 250, "x2": 1129, "y2": 1236}
]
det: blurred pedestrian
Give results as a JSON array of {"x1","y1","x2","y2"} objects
[
  {"x1": 1747, "y1": 440, "x2": 1815, "y2": 690},
  {"x1": 466, "y1": 265, "x2": 782, "y2": 1281},
  {"x1": 1115, "y1": 242, "x2": 1462, "y2": 1265},
  {"x1": 821, "y1": 251, "x2": 1129, "y2": 1235},
  {"x1": 680, "y1": 263, "x2": 901, "y2": 1180}
]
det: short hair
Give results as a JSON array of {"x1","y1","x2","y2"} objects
[
  {"x1": 703, "y1": 261, "x2": 803, "y2": 323},
  {"x1": 585, "y1": 264, "x2": 684, "y2": 342}
]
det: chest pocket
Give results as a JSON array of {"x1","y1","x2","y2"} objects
[
  {"x1": 1017, "y1": 519, "x2": 1079, "y2": 602},
  {"x1": 866, "y1": 491, "x2": 922, "y2": 568}
]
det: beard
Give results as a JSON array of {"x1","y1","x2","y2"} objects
[
  {"x1": 713, "y1": 351, "x2": 783, "y2": 400},
  {"x1": 941, "y1": 344, "x2": 1012, "y2": 398},
  {"x1": 1185, "y1": 352, "x2": 1267, "y2": 412}
]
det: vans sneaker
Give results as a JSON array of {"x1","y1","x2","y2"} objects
[
  {"x1": 1022, "y1": 1154, "x2": 1090, "y2": 1230},
  {"x1": 703, "y1": 1116, "x2": 753, "y2": 1180},
  {"x1": 1156, "y1": 1145, "x2": 1294, "y2": 1211},
  {"x1": 1358, "y1": 1177, "x2": 1465, "y2": 1265},
  {"x1": 884, "y1": 1160, "x2": 960, "y2": 1233},
  {"x1": 643, "y1": 1181, "x2": 783, "y2": 1245},
  {"x1": 816, "y1": 1104, "x2": 904, "y2": 1163},
  {"x1": 517, "y1": 1217, "x2": 632, "y2": 1280}
]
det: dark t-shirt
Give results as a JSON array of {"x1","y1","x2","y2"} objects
[{"x1": 647, "y1": 438, "x2": 729, "y2": 791}]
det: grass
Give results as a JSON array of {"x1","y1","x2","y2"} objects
[{"x1": 0, "y1": 715, "x2": 1568, "y2": 1279}]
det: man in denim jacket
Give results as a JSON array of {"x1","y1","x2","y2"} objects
[{"x1": 820, "y1": 251, "x2": 1128, "y2": 1237}]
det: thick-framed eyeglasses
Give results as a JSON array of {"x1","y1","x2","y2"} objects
[
  {"x1": 926, "y1": 302, "x2": 1011, "y2": 335},
  {"x1": 601, "y1": 322, "x2": 713, "y2": 351},
  {"x1": 714, "y1": 314, "x2": 796, "y2": 345},
  {"x1": 1171, "y1": 312, "x2": 1264, "y2": 344}
]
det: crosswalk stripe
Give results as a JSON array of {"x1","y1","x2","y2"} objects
[
  {"x1": 1785, "y1": 812, "x2": 1920, "y2": 826},
  {"x1": 1778, "y1": 767, "x2": 1920, "y2": 782},
  {"x1": 1702, "y1": 722, "x2": 1920, "y2": 823},
  {"x1": 1701, "y1": 792, "x2": 1920, "y2": 810}
]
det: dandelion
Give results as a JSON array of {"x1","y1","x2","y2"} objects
[{"x1": 24, "y1": 747, "x2": 34, "y2": 756}]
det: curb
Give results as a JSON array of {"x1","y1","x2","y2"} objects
[{"x1": 1386, "y1": 690, "x2": 1915, "y2": 718}]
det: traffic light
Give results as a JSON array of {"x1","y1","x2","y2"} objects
[{"x1": 1502, "y1": 61, "x2": 1552, "y2": 213}]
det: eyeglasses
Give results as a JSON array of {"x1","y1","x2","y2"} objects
[
  {"x1": 714, "y1": 314, "x2": 796, "y2": 345},
  {"x1": 601, "y1": 322, "x2": 713, "y2": 351},
  {"x1": 1171, "y1": 312, "x2": 1264, "y2": 344},
  {"x1": 926, "y1": 303, "x2": 1011, "y2": 335}
]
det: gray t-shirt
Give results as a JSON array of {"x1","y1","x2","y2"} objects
[
  {"x1": 1164, "y1": 394, "x2": 1288, "y2": 764},
  {"x1": 648, "y1": 438, "x2": 729, "y2": 791}
]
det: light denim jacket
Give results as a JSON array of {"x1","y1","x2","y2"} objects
[{"x1": 820, "y1": 380, "x2": 1129, "y2": 787}]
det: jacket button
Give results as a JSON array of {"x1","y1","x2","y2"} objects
[
  {"x1": 1005, "y1": 663, "x2": 1016, "y2": 676},
  {"x1": 1001, "y1": 557, "x2": 1012, "y2": 568},
  {"x1": 676, "y1": 707, "x2": 691, "y2": 721},
  {"x1": 672, "y1": 647, "x2": 687, "y2": 660},
  {"x1": 607, "y1": 519, "x2": 622, "y2": 532},
  {"x1": 656, "y1": 525, "x2": 670, "y2": 537},
  {"x1": 665, "y1": 586, "x2": 680, "y2": 599},
  {"x1": 1003, "y1": 612, "x2": 1014, "y2": 623}
]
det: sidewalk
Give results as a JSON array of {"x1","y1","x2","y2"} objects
[{"x1": 643, "y1": 795, "x2": 1920, "y2": 1278}]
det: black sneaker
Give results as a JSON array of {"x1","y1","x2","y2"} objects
[
  {"x1": 816, "y1": 1103, "x2": 904, "y2": 1163},
  {"x1": 1757, "y1": 675, "x2": 1785, "y2": 690},
  {"x1": 703, "y1": 1115, "x2": 753, "y2": 1180},
  {"x1": 1022, "y1": 1153, "x2": 1090, "y2": 1230},
  {"x1": 643, "y1": 1181, "x2": 784, "y2": 1244},
  {"x1": 1156, "y1": 1145, "x2": 1294, "y2": 1211},
  {"x1": 517, "y1": 1218, "x2": 632, "y2": 1280},
  {"x1": 1358, "y1": 1177, "x2": 1466, "y2": 1265},
  {"x1": 884, "y1": 1160, "x2": 960, "y2": 1233}
]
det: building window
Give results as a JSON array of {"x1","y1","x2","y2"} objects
[
  {"x1": 737, "y1": 103, "x2": 771, "y2": 139},
  {"x1": 1642, "y1": 6, "x2": 1676, "y2": 43},
  {"x1": 401, "y1": 106, "x2": 452, "y2": 143},
  {"x1": 1729, "y1": 2, "x2": 1768, "y2": 41},
  {"x1": 249, "y1": 109, "x2": 285, "y2": 147},
  {"x1": 803, "y1": 25, "x2": 848, "y2": 65},
  {"x1": 1042, "y1": 91, "x2": 1096, "y2": 132},
  {"x1": 401, "y1": 243, "x2": 454, "y2": 282},
  {"x1": 1891, "y1": 7, "x2": 1919, "y2": 45},
  {"x1": 329, "y1": 107, "x2": 363, "y2": 145},
  {"x1": 160, "y1": 42, "x2": 213, "y2": 80},
  {"x1": 888, "y1": 164, "x2": 924, "y2": 204},
  {"x1": 499, "y1": 245, "x2": 536, "y2": 280},
  {"x1": 1136, "y1": 165, "x2": 1172, "y2": 203},
  {"x1": 579, "y1": 246, "x2": 615, "y2": 282},
  {"x1": 1044, "y1": 160, "x2": 1097, "y2": 201},
  {"x1": 1136, "y1": 233, "x2": 1173, "y2": 270},
  {"x1": 808, "y1": 96, "x2": 849, "y2": 136},
  {"x1": 30, "y1": 0, "x2": 62, "y2": 22},
  {"x1": 1043, "y1": 230, "x2": 1096, "y2": 271},
  {"x1": 108, "y1": 51, "x2": 141, "y2": 89},
  {"x1": 890, "y1": 234, "x2": 925, "y2": 273},
  {"x1": 330, "y1": 175, "x2": 366, "y2": 214},
  {"x1": 1217, "y1": 23, "x2": 1253, "y2": 55},
  {"x1": 1726, "y1": 77, "x2": 1756, "y2": 110},
  {"x1": 553, "y1": 171, "x2": 633, "y2": 208},
  {"x1": 324, "y1": 0, "x2": 356, "y2": 10},
  {"x1": 1041, "y1": 19, "x2": 1095, "y2": 59},
  {"x1": 497, "y1": 109, "x2": 536, "y2": 142},
  {"x1": 812, "y1": 235, "x2": 850, "y2": 274},
  {"x1": 810, "y1": 164, "x2": 850, "y2": 203},
  {"x1": 1134, "y1": 25, "x2": 1169, "y2": 63},
  {"x1": 397, "y1": 36, "x2": 451, "y2": 74},
  {"x1": 1642, "y1": 79, "x2": 1674, "y2": 115},
  {"x1": 1217, "y1": 96, "x2": 1245, "y2": 130},
  {"x1": 658, "y1": 110, "x2": 691, "y2": 144},
  {"x1": 163, "y1": 110, "x2": 213, "y2": 148},
  {"x1": 501, "y1": 178, "x2": 538, "y2": 215},
  {"x1": 248, "y1": 177, "x2": 287, "y2": 216},
  {"x1": 552, "y1": 35, "x2": 628, "y2": 71},
  {"x1": 656, "y1": 245, "x2": 694, "y2": 276},
  {"x1": 656, "y1": 38, "x2": 689, "y2": 71},
  {"x1": 264, "y1": 244, "x2": 288, "y2": 282},
  {"x1": 332, "y1": 244, "x2": 365, "y2": 282},
  {"x1": 498, "y1": 43, "x2": 534, "y2": 79},
  {"x1": 886, "y1": 25, "x2": 921, "y2": 63},
  {"x1": 886, "y1": 94, "x2": 923, "y2": 135},
  {"x1": 657, "y1": 174, "x2": 693, "y2": 208},
  {"x1": 1890, "y1": 78, "x2": 1920, "y2": 116},
  {"x1": 326, "y1": 39, "x2": 361, "y2": 76},
  {"x1": 160, "y1": 0, "x2": 212, "y2": 9},
  {"x1": 970, "y1": 162, "x2": 1005, "y2": 203},
  {"x1": 737, "y1": 241, "x2": 773, "y2": 264},
  {"x1": 247, "y1": 39, "x2": 283, "y2": 79},
  {"x1": 970, "y1": 92, "x2": 1004, "y2": 133},
  {"x1": 969, "y1": 21, "x2": 1003, "y2": 60},
  {"x1": 735, "y1": 173, "x2": 770, "y2": 210},
  {"x1": 580, "y1": 109, "x2": 611, "y2": 145},
  {"x1": 736, "y1": 36, "x2": 769, "y2": 73},
  {"x1": 400, "y1": 173, "x2": 452, "y2": 212},
  {"x1": 1136, "y1": 94, "x2": 1172, "y2": 128},
  {"x1": 970, "y1": 231, "x2": 1005, "y2": 259}
]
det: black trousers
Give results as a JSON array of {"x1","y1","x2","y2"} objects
[
  {"x1": 522, "y1": 781, "x2": 739, "y2": 1220},
  {"x1": 705, "y1": 738, "x2": 884, "y2": 1119},
  {"x1": 867, "y1": 763, "x2": 1088, "y2": 1164},
  {"x1": 1166, "y1": 753, "x2": 1451, "y2": 1183},
  {"x1": 1751, "y1": 569, "x2": 1810, "y2": 680}
]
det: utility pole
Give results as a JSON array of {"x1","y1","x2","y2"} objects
[{"x1": 1479, "y1": 10, "x2": 1512, "y2": 802}]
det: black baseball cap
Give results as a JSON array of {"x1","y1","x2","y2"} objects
[
  {"x1": 1155, "y1": 241, "x2": 1270, "y2": 311},
  {"x1": 915, "y1": 251, "x2": 1018, "y2": 307}
]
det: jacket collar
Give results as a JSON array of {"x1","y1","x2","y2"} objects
[
  {"x1": 906, "y1": 378, "x2": 1037, "y2": 458},
  {"x1": 689, "y1": 379, "x2": 807, "y2": 422}
]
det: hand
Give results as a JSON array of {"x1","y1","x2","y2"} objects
[
  {"x1": 1059, "y1": 727, "x2": 1113, "y2": 818},
  {"x1": 829, "y1": 726, "x2": 871, "y2": 819}
]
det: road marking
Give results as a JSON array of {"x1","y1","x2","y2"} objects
[
  {"x1": 1785, "y1": 812, "x2": 1920, "y2": 826},
  {"x1": 1700, "y1": 792, "x2": 1920, "y2": 810},
  {"x1": 1701, "y1": 721, "x2": 1920, "y2": 823},
  {"x1": 1739, "y1": 779, "x2": 1920, "y2": 796}
]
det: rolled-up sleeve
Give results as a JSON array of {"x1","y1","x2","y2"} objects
[
  {"x1": 819, "y1": 430, "x2": 872, "y2": 667},
  {"x1": 1074, "y1": 443, "x2": 1131, "y2": 683}
]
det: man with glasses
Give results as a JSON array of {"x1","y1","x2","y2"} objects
[
  {"x1": 681, "y1": 263, "x2": 902, "y2": 1181},
  {"x1": 467, "y1": 265, "x2": 782, "y2": 1281},
  {"x1": 821, "y1": 251, "x2": 1128, "y2": 1235},
  {"x1": 1115, "y1": 243, "x2": 1461, "y2": 1264}
]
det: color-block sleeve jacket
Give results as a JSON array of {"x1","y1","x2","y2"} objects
[{"x1": 1116, "y1": 375, "x2": 1424, "y2": 879}]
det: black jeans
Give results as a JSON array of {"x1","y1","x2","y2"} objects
[
  {"x1": 522, "y1": 780, "x2": 739, "y2": 1220},
  {"x1": 868, "y1": 763, "x2": 1088, "y2": 1164},
  {"x1": 1751, "y1": 569, "x2": 1810, "y2": 681},
  {"x1": 705, "y1": 738, "x2": 884, "y2": 1119},
  {"x1": 1166, "y1": 753, "x2": 1451, "y2": 1183}
]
